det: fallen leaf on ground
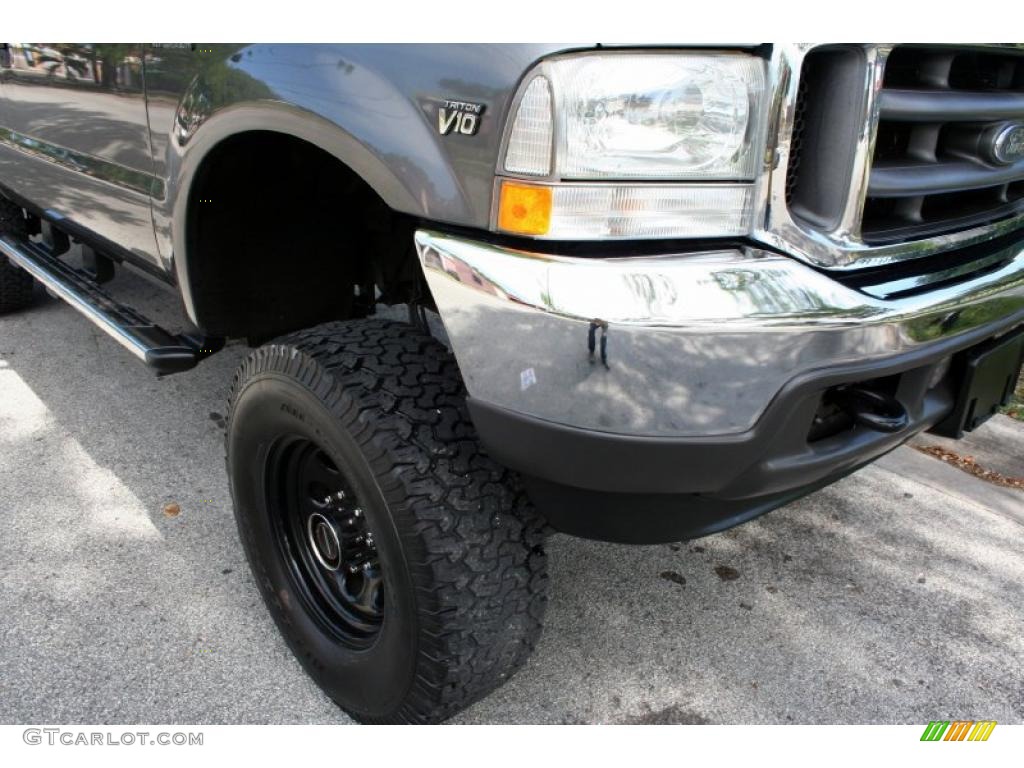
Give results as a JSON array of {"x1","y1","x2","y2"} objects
[{"x1": 913, "y1": 444, "x2": 1024, "y2": 490}]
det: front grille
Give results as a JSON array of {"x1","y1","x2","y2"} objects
[{"x1": 862, "y1": 45, "x2": 1024, "y2": 244}]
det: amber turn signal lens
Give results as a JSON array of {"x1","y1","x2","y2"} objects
[{"x1": 497, "y1": 181, "x2": 552, "y2": 236}]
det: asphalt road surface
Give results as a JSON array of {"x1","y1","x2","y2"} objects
[{"x1": 1, "y1": 265, "x2": 1022, "y2": 724}]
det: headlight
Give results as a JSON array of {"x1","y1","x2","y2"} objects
[{"x1": 497, "y1": 51, "x2": 768, "y2": 239}]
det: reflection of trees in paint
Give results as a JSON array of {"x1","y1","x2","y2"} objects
[
  {"x1": 9, "y1": 44, "x2": 147, "y2": 90},
  {"x1": 91, "y1": 44, "x2": 136, "y2": 88},
  {"x1": 905, "y1": 297, "x2": 1021, "y2": 343},
  {"x1": 622, "y1": 272, "x2": 678, "y2": 318},
  {"x1": 153, "y1": 46, "x2": 275, "y2": 146}
]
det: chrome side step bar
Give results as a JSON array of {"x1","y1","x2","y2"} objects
[{"x1": 0, "y1": 233, "x2": 220, "y2": 374}]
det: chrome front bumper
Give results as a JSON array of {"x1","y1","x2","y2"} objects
[{"x1": 415, "y1": 230, "x2": 1024, "y2": 439}]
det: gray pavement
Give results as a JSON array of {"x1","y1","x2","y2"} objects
[{"x1": 1, "y1": 266, "x2": 1022, "y2": 724}]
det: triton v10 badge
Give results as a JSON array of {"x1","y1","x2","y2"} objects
[{"x1": 437, "y1": 99, "x2": 484, "y2": 136}]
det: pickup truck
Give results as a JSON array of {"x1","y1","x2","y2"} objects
[{"x1": 1, "y1": 43, "x2": 1022, "y2": 724}]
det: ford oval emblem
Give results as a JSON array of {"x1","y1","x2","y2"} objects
[{"x1": 992, "y1": 122, "x2": 1024, "y2": 165}]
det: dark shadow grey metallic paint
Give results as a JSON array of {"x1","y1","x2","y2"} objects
[
  {"x1": 1, "y1": 43, "x2": 575, "y2": 320},
  {"x1": 152, "y1": 43, "x2": 572, "y2": 309}
]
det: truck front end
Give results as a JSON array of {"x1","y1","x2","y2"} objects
[{"x1": 417, "y1": 44, "x2": 1024, "y2": 542}]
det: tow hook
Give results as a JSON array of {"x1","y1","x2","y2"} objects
[{"x1": 831, "y1": 385, "x2": 909, "y2": 434}]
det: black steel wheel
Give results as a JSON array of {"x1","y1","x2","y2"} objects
[
  {"x1": 226, "y1": 318, "x2": 548, "y2": 723},
  {"x1": 265, "y1": 438, "x2": 384, "y2": 646}
]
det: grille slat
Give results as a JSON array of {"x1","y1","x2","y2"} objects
[
  {"x1": 869, "y1": 158, "x2": 1024, "y2": 197},
  {"x1": 879, "y1": 88, "x2": 1024, "y2": 121}
]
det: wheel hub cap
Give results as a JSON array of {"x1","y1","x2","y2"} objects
[{"x1": 307, "y1": 512, "x2": 342, "y2": 571}]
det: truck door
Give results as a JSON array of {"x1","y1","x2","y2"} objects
[{"x1": 0, "y1": 44, "x2": 162, "y2": 270}]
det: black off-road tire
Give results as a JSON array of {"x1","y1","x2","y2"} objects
[
  {"x1": 0, "y1": 201, "x2": 35, "y2": 314},
  {"x1": 226, "y1": 318, "x2": 548, "y2": 723}
]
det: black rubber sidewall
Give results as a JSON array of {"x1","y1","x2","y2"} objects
[{"x1": 228, "y1": 372, "x2": 418, "y2": 720}]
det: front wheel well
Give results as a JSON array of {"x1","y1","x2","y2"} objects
[{"x1": 184, "y1": 131, "x2": 424, "y2": 340}]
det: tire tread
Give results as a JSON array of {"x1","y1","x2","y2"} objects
[{"x1": 226, "y1": 318, "x2": 548, "y2": 723}]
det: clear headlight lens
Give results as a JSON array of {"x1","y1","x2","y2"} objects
[
  {"x1": 554, "y1": 54, "x2": 765, "y2": 180},
  {"x1": 498, "y1": 51, "x2": 768, "y2": 239}
]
